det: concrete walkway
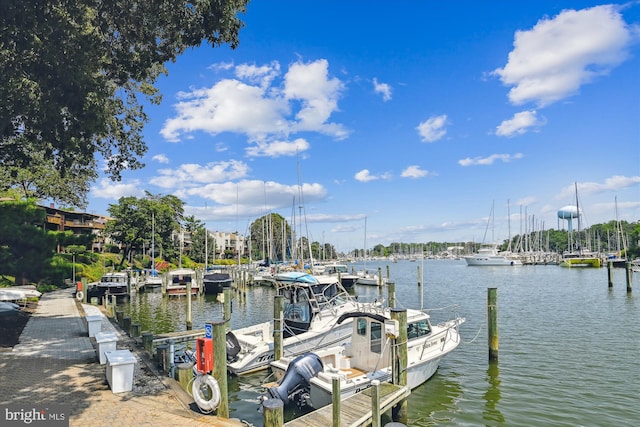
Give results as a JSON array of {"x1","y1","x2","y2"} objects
[{"x1": 0, "y1": 288, "x2": 248, "y2": 427}]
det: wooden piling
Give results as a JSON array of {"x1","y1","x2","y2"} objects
[
  {"x1": 388, "y1": 281, "x2": 396, "y2": 309},
  {"x1": 122, "y1": 316, "x2": 131, "y2": 333},
  {"x1": 186, "y1": 281, "x2": 192, "y2": 330},
  {"x1": 262, "y1": 398, "x2": 284, "y2": 427},
  {"x1": 390, "y1": 307, "x2": 407, "y2": 424},
  {"x1": 212, "y1": 320, "x2": 228, "y2": 418},
  {"x1": 142, "y1": 332, "x2": 154, "y2": 354},
  {"x1": 626, "y1": 262, "x2": 633, "y2": 293},
  {"x1": 130, "y1": 323, "x2": 140, "y2": 338},
  {"x1": 175, "y1": 362, "x2": 194, "y2": 392},
  {"x1": 417, "y1": 264, "x2": 422, "y2": 287},
  {"x1": 488, "y1": 288, "x2": 499, "y2": 362},
  {"x1": 371, "y1": 379, "x2": 381, "y2": 427},
  {"x1": 332, "y1": 376, "x2": 341, "y2": 427},
  {"x1": 608, "y1": 261, "x2": 614, "y2": 288},
  {"x1": 274, "y1": 295, "x2": 284, "y2": 361},
  {"x1": 378, "y1": 267, "x2": 383, "y2": 287},
  {"x1": 386, "y1": 265, "x2": 390, "y2": 279},
  {"x1": 223, "y1": 288, "x2": 232, "y2": 329}
]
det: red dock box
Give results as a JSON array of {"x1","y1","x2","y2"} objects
[{"x1": 196, "y1": 337, "x2": 213, "y2": 373}]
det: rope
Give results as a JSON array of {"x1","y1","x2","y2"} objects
[{"x1": 462, "y1": 326, "x2": 482, "y2": 344}]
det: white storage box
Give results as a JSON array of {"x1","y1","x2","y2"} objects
[
  {"x1": 86, "y1": 315, "x2": 102, "y2": 337},
  {"x1": 105, "y1": 349, "x2": 136, "y2": 393},
  {"x1": 95, "y1": 332, "x2": 118, "y2": 364}
]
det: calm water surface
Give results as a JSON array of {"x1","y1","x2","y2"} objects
[{"x1": 122, "y1": 260, "x2": 639, "y2": 426}]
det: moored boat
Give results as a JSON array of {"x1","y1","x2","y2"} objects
[
  {"x1": 265, "y1": 306, "x2": 465, "y2": 409},
  {"x1": 464, "y1": 245, "x2": 523, "y2": 266},
  {"x1": 166, "y1": 268, "x2": 199, "y2": 296},
  {"x1": 225, "y1": 271, "x2": 382, "y2": 375},
  {"x1": 203, "y1": 269, "x2": 233, "y2": 294}
]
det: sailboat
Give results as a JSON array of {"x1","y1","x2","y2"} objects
[
  {"x1": 560, "y1": 183, "x2": 602, "y2": 268},
  {"x1": 356, "y1": 216, "x2": 386, "y2": 285},
  {"x1": 463, "y1": 201, "x2": 523, "y2": 266},
  {"x1": 606, "y1": 196, "x2": 629, "y2": 268}
]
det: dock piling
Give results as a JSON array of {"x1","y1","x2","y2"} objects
[
  {"x1": 371, "y1": 380, "x2": 381, "y2": 427},
  {"x1": 274, "y1": 295, "x2": 284, "y2": 361},
  {"x1": 186, "y1": 281, "x2": 192, "y2": 330},
  {"x1": 608, "y1": 261, "x2": 614, "y2": 288},
  {"x1": 262, "y1": 398, "x2": 284, "y2": 427},
  {"x1": 488, "y1": 288, "x2": 499, "y2": 362},
  {"x1": 332, "y1": 376, "x2": 341, "y2": 427},
  {"x1": 212, "y1": 320, "x2": 229, "y2": 418},
  {"x1": 626, "y1": 262, "x2": 633, "y2": 293},
  {"x1": 390, "y1": 307, "x2": 407, "y2": 424}
]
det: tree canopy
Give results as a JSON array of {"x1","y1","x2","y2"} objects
[{"x1": 1, "y1": 0, "x2": 249, "y2": 207}]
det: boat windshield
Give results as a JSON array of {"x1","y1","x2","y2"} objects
[{"x1": 408, "y1": 319, "x2": 431, "y2": 340}]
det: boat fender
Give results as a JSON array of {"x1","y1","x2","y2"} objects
[
  {"x1": 192, "y1": 374, "x2": 220, "y2": 413},
  {"x1": 226, "y1": 331, "x2": 241, "y2": 362},
  {"x1": 75, "y1": 291, "x2": 84, "y2": 301}
]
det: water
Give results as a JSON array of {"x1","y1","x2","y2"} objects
[{"x1": 121, "y1": 260, "x2": 640, "y2": 426}]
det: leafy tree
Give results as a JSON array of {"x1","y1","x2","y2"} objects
[
  {"x1": 1, "y1": 0, "x2": 249, "y2": 203},
  {"x1": 249, "y1": 213, "x2": 291, "y2": 262},
  {"x1": 105, "y1": 193, "x2": 184, "y2": 267},
  {"x1": 0, "y1": 199, "x2": 55, "y2": 284}
]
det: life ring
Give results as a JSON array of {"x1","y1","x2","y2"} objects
[
  {"x1": 75, "y1": 291, "x2": 84, "y2": 301},
  {"x1": 192, "y1": 374, "x2": 220, "y2": 413}
]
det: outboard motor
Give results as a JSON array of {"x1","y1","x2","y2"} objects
[
  {"x1": 266, "y1": 352, "x2": 323, "y2": 407},
  {"x1": 225, "y1": 331, "x2": 241, "y2": 362}
]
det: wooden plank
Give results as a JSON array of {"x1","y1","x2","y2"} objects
[{"x1": 284, "y1": 383, "x2": 410, "y2": 427}]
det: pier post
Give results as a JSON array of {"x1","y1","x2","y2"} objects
[
  {"x1": 417, "y1": 264, "x2": 422, "y2": 287},
  {"x1": 122, "y1": 316, "x2": 131, "y2": 333},
  {"x1": 212, "y1": 320, "x2": 229, "y2": 418},
  {"x1": 262, "y1": 398, "x2": 283, "y2": 427},
  {"x1": 130, "y1": 323, "x2": 140, "y2": 338},
  {"x1": 332, "y1": 376, "x2": 341, "y2": 427},
  {"x1": 142, "y1": 332, "x2": 154, "y2": 354},
  {"x1": 186, "y1": 280, "x2": 192, "y2": 330},
  {"x1": 371, "y1": 379, "x2": 381, "y2": 427},
  {"x1": 626, "y1": 262, "x2": 633, "y2": 293},
  {"x1": 488, "y1": 288, "x2": 499, "y2": 362},
  {"x1": 223, "y1": 288, "x2": 232, "y2": 330},
  {"x1": 388, "y1": 281, "x2": 396, "y2": 309},
  {"x1": 386, "y1": 265, "x2": 390, "y2": 279},
  {"x1": 274, "y1": 295, "x2": 284, "y2": 361},
  {"x1": 390, "y1": 307, "x2": 407, "y2": 423},
  {"x1": 378, "y1": 267, "x2": 383, "y2": 287},
  {"x1": 608, "y1": 261, "x2": 614, "y2": 288}
]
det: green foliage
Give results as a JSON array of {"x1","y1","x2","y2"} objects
[
  {"x1": 1, "y1": 0, "x2": 249, "y2": 205},
  {"x1": 105, "y1": 193, "x2": 185, "y2": 266}
]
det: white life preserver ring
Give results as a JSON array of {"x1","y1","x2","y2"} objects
[
  {"x1": 192, "y1": 374, "x2": 220, "y2": 413},
  {"x1": 75, "y1": 291, "x2": 84, "y2": 301}
]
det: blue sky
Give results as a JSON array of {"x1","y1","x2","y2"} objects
[{"x1": 86, "y1": 1, "x2": 640, "y2": 252}]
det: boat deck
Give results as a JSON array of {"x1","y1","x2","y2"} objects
[{"x1": 283, "y1": 382, "x2": 410, "y2": 427}]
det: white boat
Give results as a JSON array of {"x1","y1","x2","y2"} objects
[
  {"x1": 355, "y1": 269, "x2": 386, "y2": 286},
  {"x1": 0, "y1": 286, "x2": 42, "y2": 300},
  {"x1": 464, "y1": 245, "x2": 523, "y2": 266},
  {"x1": 166, "y1": 268, "x2": 199, "y2": 296},
  {"x1": 559, "y1": 183, "x2": 602, "y2": 269},
  {"x1": 94, "y1": 271, "x2": 132, "y2": 298},
  {"x1": 265, "y1": 305, "x2": 465, "y2": 409},
  {"x1": 225, "y1": 271, "x2": 382, "y2": 375},
  {"x1": 318, "y1": 263, "x2": 359, "y2": 288}
]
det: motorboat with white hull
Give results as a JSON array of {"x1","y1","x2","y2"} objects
[
  {"x1": 464, "y1": 246, "x2": 523, "y2": 266},
  {"x1": 203, "y1": 270, "x2": 233, "y2": 294},
  {"x1": 265, "y1": 306, "x2": 464, "y2": 410},
  {"x1": 88, "y1": 272, "x2": 133, "y2": 300},
  {"x1": 225, "y1": 271, "x2": 382, "y2": 375}
]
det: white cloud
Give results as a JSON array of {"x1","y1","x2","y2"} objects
[
  {"x1": 160, "y1": 59, "x2": 349, "y2": 143},
  {"x1": 495, "y1": 110, "x2": 545, "y2": 137},
  {"x1": 152, "y1": 154, "x2": 169, "y2": 164},
  {"x1": 245, "y1": 137, "x2": 311, "y2": 158},
  {"x1": 284, "y1": 59, "x2": 349, "y2": 138},
  {"x1": 149, "y1": 160, "x2": 250, "y2": 189},
  {"x1": 401, "y1": 165, "x2": 430, "y2": 178},
  {"x1": 373, "y1": 78, "x2": 392, "y2": 101},
  {"x1": 458, "y1": 153, "x2": 524, "y2": 166},
  {"x1": 493, "y1": 5, "x2": 635, "y2": 107},
  {"x1": 90, "y1": 178, "x2": 145, "y2": 200},
  {"x1": 417, "y1": 114, "x2": 448, "y2": 142},
  {"x1": 355, "y1": 169, "x2": 378, "y2": 182},
  {"x1": 555, "y1": 176, "x2": 640, "y2": 199}
]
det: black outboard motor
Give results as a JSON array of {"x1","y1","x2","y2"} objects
[
  {"x1": 266, "y1": 352, "x2": 323, "y2": 407},
  {"x1": 226, "y1": 331, "x2": 241, "y2": 363}
]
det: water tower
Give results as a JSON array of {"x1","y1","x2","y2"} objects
[{"x1": 557, "y1": 205, "x2": 581, "y2": 232}]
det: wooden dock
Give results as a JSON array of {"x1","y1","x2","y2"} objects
[{"x1": 283, "y1": 382, "x2": 410, "y2": 427}]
